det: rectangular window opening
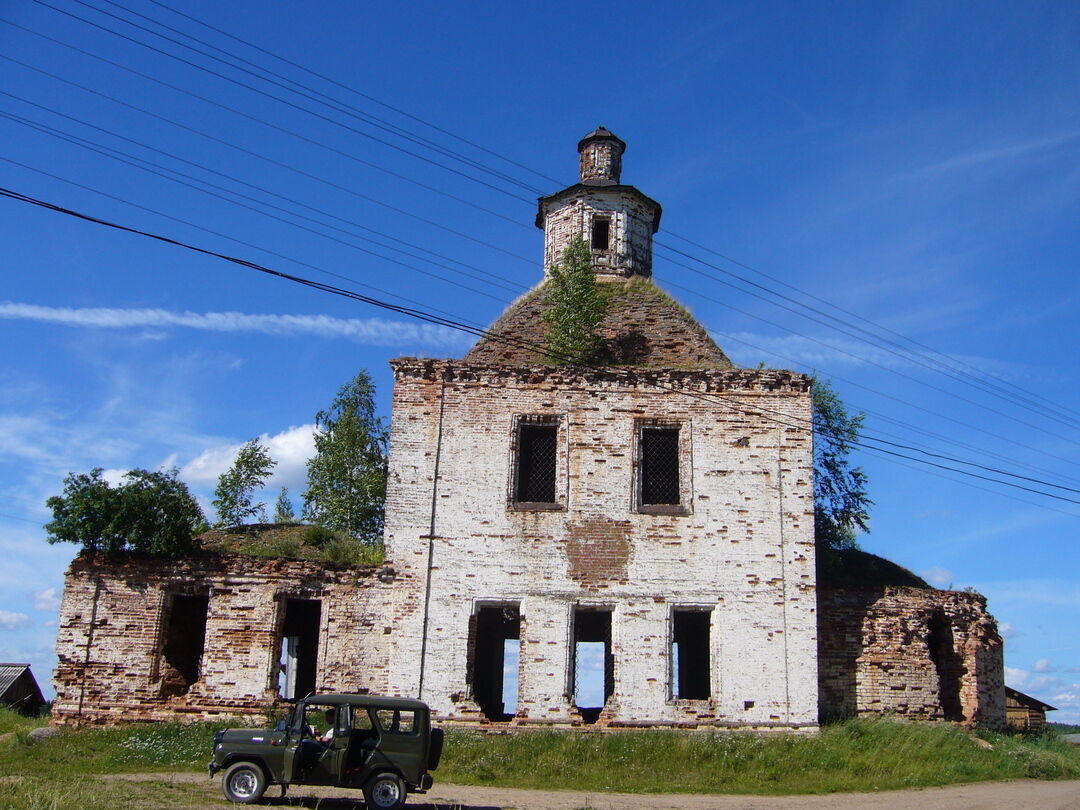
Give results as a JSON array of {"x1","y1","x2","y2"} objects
[
  {"x1": 515, "y1": 420, "x2": 558, "y2": 505},
  {"x1": 469, "y1": 605, "x2": 520, "y2": 722},
  {"x1": 640, "y1": 425, "x2": 681, "y2": 507},
  {"x1": 572, "y1": 609, "x2": 613, "y2": 725},
  {"x1": 591, "y1": 217, "x2": 611, "y2": 251},
  {"x1": 160, "y1": 592, "x2": 209, "y2": 697},
  {"x1": 278, "y1": 598, "x2": 321, "y2": 699},
  {"x1": 672, "y1": 609, "x2": 711, "y2": 700}
]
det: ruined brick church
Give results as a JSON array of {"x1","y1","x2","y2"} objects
[{"x1": 52, "y1": 130, "x2": 1005, "y2": 730}]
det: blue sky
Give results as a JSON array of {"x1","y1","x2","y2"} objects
[{"x1": 0, "y1": 1, "x2": 1077, "y2": 722}]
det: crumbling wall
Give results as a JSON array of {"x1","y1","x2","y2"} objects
[
  {"x1": 383, "y1": 360, "x2": 819, "y2": 729},
  {"x1": 52, "y1": 552, "x2": 400, "y2": 726},
  {"x1": 818, "y1": 586, "x2": 1004, "y2": 729}
]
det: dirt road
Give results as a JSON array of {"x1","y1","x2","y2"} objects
[{"x1": 116, "y1": 772, "x2": 1080, "y2": 809}]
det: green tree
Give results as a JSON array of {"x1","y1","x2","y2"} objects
[
  {"x1": 45, "y1": 467, "x2": 205, "y2": 557},
  {"x1": 813, "y1": 378, "x2": 872, "y2": 550},
  {"x1": 542, "y1": 234, "x2": 609, "y2": 363},
  {"x1": 303, "y1": 370, "x2": 388, "y2": 543},
  {"x1": 273, "y1": 486, "x2": 296, "y2": 524},
  {"x1": 213, "y1": 438, "x2": 277, "y2": 528}
]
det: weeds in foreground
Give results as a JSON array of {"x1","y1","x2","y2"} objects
[{"x1": 1, "y1": 708, "x2": 1077, "y2": 803}]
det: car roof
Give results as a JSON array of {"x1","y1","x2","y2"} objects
[{"x1": 303, "y1": 693, "x2": 429, "y2": 711}]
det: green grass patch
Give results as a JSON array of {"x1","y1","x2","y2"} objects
[
  {"x1": 438, "y1": 719, "x2": 1080, "y2": 795},
  {"x1": 2, "y1": 710, "x2": 1077, "y2": 804}
]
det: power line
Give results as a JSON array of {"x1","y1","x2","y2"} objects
[
  {"x1": 0, "y1": 98, "x2": 526, "y2": 298},
  {"x1": 4, "y1": 185, "x2": 1077, "y2": 508},
  {"x1": 139, "y1": 0, "x2": 562, "y2": 188},
  {"x1": 0, "y1": 45, "x2": 536, "y2": 265},
  {"x1": 4, "y1": 9, "x2": 1075, "y2": 492},
  {"x1": 94, "y1": 0, "x2": 550, "y2": 197},
  {"x1": 10, "y1": 9, "x2": 1077, "y2": 448},
  {"x1": 29, "y1": 0, "x2": 538, "y2": 205},
  {"x1": 26, "y1": 1, "x2": 1079, "y2": 443},
  {"x1": 9, "y1": 94, "x2": 1076, "y2": 495}
]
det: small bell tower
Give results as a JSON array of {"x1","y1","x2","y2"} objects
[{"x1": 537, "y1": 128, "x2": 662, "y2": 279}]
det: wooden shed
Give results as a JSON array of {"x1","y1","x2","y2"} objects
[
  {"x1": 1005, "y1": 685, "x2": 1056, "y2": 731},
  {"x1": 0, "y1": 663, "x2": 46, "y2": 716}
]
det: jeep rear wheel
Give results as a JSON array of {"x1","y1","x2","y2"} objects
[
  {"x1": 364, "y1": 771, "x2": 406, "y2": 809},
  {"x1": 221, "y1": 761, "x2": 267, "y2": 804}
]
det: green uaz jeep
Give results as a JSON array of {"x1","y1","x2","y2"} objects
[{"x1": 209, "y1": 694, "x2": 442, "y2": 809}]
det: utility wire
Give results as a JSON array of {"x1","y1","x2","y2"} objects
[
  {"x1": 4, "y1": 185, "x2": 1077, "y2": 507},
  {"x1": 0, "y1": 163, "x2": 489, "y2": 331},
  {"x1": 0, "y1": 45, "x2": 535, "y2": 266},
  {"x1": 0, "y1": 97, "x2": 525, "y2": 297},
  {"x1": 655, "y1": 247, "x2": 1080, "y2": 447},
  {"x1": 94, "y1": 0, "x2": 549, "y2": 196},
  {"x1": 27, "y1": 1, "x2": 1078, "y2": 437},
  {"x1": 138, "y1": 0, "x2": 563, "y2": 188},
  {"x1": 4, "y1": 9, "x2": 1075, "y2": 466},
  {"x1": 662, "y1": 229, "x2": 1080, "y2": 428},
  {"x1": 11, "y1": 9, "x2": 1078, "y2": 441},
  {"x1": 8, "y1": 98, "x2": 1076, "y2": 494},
  {"x1": 30, "y1": 0, "x2": 537, "y2": 205}
]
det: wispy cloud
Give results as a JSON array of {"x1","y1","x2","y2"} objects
[
  {"x1": 715, "y1": 330, "x2": 1016, "y2": 377},
  {"x1": 181, "y1": 425, "x2": 315, "y2": 491},
  {"x1": 920, "y1": 567, "x2": 954, "y2": 589},
  {"x1": 32, "y1": 588, "x2": 60, "y2": 613},
  {"x1": 913, "y1": 130, "x2": 1080, "y2": 177},
  {"x1": 0, "y1": 610, "x2": 30, "y2": 631},
  {"x1": 0, "y1": 302, "x2": 470, "y2": 350}
]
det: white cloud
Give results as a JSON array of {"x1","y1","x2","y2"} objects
[
  {"x1": 713, "y1": 330, "x2": 1015, "y2": 378},
  {"x1": 32, "y1": 588, "x2": 60, "y2": 612},
  {"x1": 181, "y1": 425, "x2": 316, "y2": 490},
  {"x1": 998, "y1": 622, "x2": 1019, "y2": 640},
  {"x1": 0, "y1": 610, "x2": 30, "y2": 630},
  {"x1": 921, "y1": 566, "x2": 954, "y2": 589},
  {"x1": 1005, "y1": 666, "x2": 1028, "y2": 687},
  {"x1": 0, "y1": 303, "x2": 470, "y2": 350},
  {"x1": 1034, "y1": 658, "x2": 1053, "y2": 673}
]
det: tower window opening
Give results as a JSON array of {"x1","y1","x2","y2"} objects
[
  {"x1": 468, "y1": 605, "x2": 520, "y2": 721},
  {"x1": 572, "y1": 609, "x2": 613, "y2": 724},
  {"x1": 278, "y1": 598, "x2": 321, "y2": 699},
  {"x1": 515, "y1": 419, "x2": 558, "y2": 505},
  {"x1": 672, "y1": 609, "x2": 711, "y2": 700},
  {"x1": 591, "y1": 217, "x2": 611, "y2": 251},
  {"x1": 640, "y1": 425, "x2": 681, "y2": 506}
]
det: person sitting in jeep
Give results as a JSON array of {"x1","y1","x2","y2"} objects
[{"x1": 211, "y1": 694, "x2": 441, "y2": 809}]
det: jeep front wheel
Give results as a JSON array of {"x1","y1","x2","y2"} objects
[
  {"x1": 221, "y1": 761, "x2": 267, "y2": 804},
  {"x1": 364, "y1": 771, "x2": 406, "y2": 809}
]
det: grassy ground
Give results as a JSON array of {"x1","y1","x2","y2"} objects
[{"x1": 1, "y1": 708, "x2": 1078, "y2": 809}]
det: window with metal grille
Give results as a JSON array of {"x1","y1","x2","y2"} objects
[
  {"x1": 640, "y1": 425, "x2": 680, "y2": 506},
  {"x1": 515, "y1": 422, "x2": 557, "y2": 504},
  {"x1": 591, "y1": 217, "x2": 611, "y2": 250}
]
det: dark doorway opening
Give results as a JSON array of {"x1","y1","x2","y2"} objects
[
  {"x1": 279, "y1": 598, "x2": 321, "y2": 699},
  {"x1": 672, "y1": 609, "x2": 711, "y2": 700},
  {"x1": 927, "y1": 611, "x2": 963, "y2": 721},
  {"x1": 160, "y1": 592, "x2": 209, "y2": 697},
  {"x1": 470, "y1": 605, "x2": 520, "y2": 721},
  {"x1": 573, "y1": 609, "x2": 613, "y2": 724}
]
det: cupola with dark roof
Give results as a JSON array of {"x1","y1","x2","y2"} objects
[
  {"x1": 537, "y1": 127, "x2": 661, "y2": 279},
  {"x1": 467, "y1": 129, "x2": 733, "y2": 370}
]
